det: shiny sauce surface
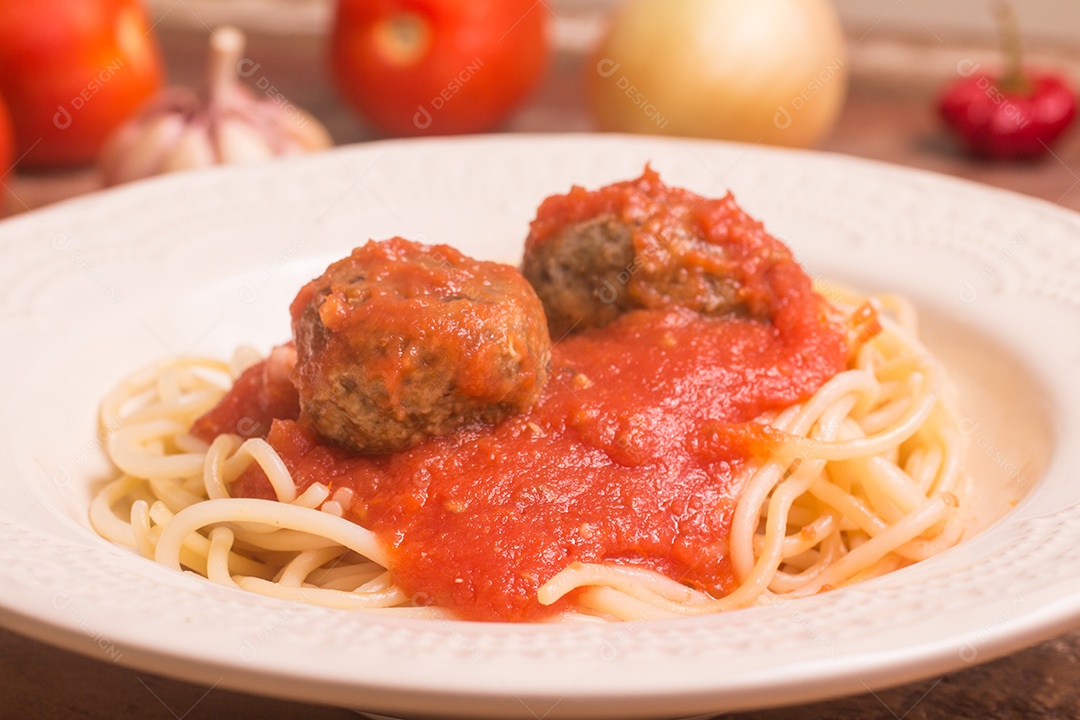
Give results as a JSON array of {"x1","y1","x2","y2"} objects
[{"x1": 197, "y1": 310, "x2": 844, "y2": 621}]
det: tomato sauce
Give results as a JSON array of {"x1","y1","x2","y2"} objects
[{"x1": 193, "y1": 176, "x2": 848, "y2": 622}]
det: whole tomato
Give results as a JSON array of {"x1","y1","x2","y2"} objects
[
  {"x1": 330, "y1": 0, "x2": 549, "y2": 136},
  {"x1": 0, "y1": 94, "x2": 13, "y2": 215},
  {"x1": 0, "y1": 0, "x2": 164, "y2": 169}
]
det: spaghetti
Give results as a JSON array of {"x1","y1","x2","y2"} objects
[{"x1": 91, "y1": 288, "x2": 968, "y2": 622}]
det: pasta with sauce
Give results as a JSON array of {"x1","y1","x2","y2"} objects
[{"x1": 90, "y1": 171, "x2": 968, "y2": 622}]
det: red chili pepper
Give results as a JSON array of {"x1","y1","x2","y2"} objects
[{"x1": 938, "y1": 6, "x2": 1076, "y2": 160}]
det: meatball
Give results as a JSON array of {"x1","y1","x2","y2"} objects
[
  {"x1": 520, "y1": 215, "x2": 636, "y2": 337},
  {"x1": 290, "y1": 238, "x2": 551, "y2": 454},
  {"x1": 521, "y1": 167, "x2": 794, "y2": 338}
]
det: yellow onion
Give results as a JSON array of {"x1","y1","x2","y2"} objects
[
  {"x1": 100, "y1": 26, "x2": 331, "y2": 186},
  {"x1": 588, "y1": 0, "x2": 848, "y2": 148}
]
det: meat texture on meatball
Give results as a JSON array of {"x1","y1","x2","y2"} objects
[
  {"x1": 290, "y1": 238, "x2": 551, "y2": 454},
  {"x1": 521, "y1": 167, "x2": 797, "y2": 338}
]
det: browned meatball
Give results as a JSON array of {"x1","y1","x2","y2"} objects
[
  {"x1": 520, "y1": 214, "x2": 636, "y2": 337},
  {"x1": 290, "y1": 238, "x2": 551, "y2": 454},
  {"x1": 522, "y1": 168, "x2": 794, "y2": 338}
]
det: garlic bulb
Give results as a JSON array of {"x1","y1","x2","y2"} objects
[{"x1": 100, "y1": 26, "x2": 332, "y2": 186}]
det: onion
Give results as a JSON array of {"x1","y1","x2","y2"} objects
[{"x1": 588, "y1": 0, "x2": 848, "y2": 148}]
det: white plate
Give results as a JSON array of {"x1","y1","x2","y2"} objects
[{"x1": 1, "y1": 134, "x2": 1077, "y2": 719}]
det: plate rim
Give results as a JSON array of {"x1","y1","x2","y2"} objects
[{"x1": 3, "y1": 132, "x2": 1079, "y2": 718}]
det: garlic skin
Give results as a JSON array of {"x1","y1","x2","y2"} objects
[{"x1": 100, "y1": 26, "x2": 332, "y2": 186}]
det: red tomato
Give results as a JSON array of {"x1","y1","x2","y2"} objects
[
  {"x1": 0, "y1": 94, "x2": 13, "y2": 215},
  {"x1": 0, "y1": 0, "x2": 164, "y2": 169},
  {"x1": 329, "y1": 0, "x2": 549, "y2": 136}
]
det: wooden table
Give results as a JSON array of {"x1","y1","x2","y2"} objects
[{"x1": 5, "y1": 27, "x2": 1080, "y2": 720}]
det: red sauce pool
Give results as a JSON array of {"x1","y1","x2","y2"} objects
[{"x1": 196, "y1": 307, "x2": 844, "y2": 621}]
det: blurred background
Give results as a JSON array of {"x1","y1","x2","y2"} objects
[{"x1": 2, "y1": 0, "x2": 1078, "y2": 214}]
